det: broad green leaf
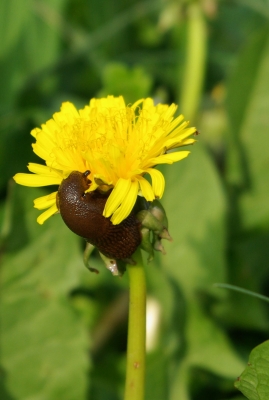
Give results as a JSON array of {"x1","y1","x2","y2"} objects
[
  {"x1": 170, "y1": 362, "x2": 190, "y2": 400},
  {"x1": 223, "y1": 27, "x2": 269, "y2": 332},
  {"x1": 170, "y1": 304, "x2": 245, "y2": 400},
  {"x1": 226, "y1": 27, "x2": 269, "y2": 229},
  {"x1": 145, "y1": 351, "x2": 169, "y2": 400},
  {"x1": 1, "y1": 186, "x2": 89, "y2": 400},
  {"x1": 158, "y1": 145, "x2": 244, "y2": 397},
  {"x1": 145, "y1": 259, "x2": 176, "y2": 335},
  {"x1": 185, "y1": 303, "x2": 245, "y2": 377},
  {"x1": 235, "y1": 340, "x2": 269, "y2": 400},
  {"x1": 161, "y1": 144, "x2": 227, "y2": 295}
]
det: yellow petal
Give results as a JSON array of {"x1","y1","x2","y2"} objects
[
  {"x1": 37, "y1": 203, "x2": 58, "y2": 224},
  {"x1": 146, "y1": 169, "x2": 165, "y2": 198},
  {"x1": 164, "y1": 136, "x2": 193, "y2": 150},
  {"x1": 131, "y1": 98, "x2": 144, "y2": 110},
  {"x1": 32, "y1": 142, "x2": 51, "y2": 161},
  {"x1": 31, "y1": 127, "x2": 40, "y2": 138},
  {"x1": 103, "y1": 178, "x2": 132, "y2": 218},
  {"x1": 60, "y1": 101, "x2": 79, "y2": 117},
  {"x1": 13, "y1": 173, "x2": 62, "y2": 187},
  {"x1": 110, "y1": 180, "x2": 139, "y2": 224},
  {"x1": 149, "y1": 151, "x2": 190, "y2": 166},
  {"x1": 137, "y1": 176, "x2": 155, "y2": 201},
  {"x1": 169, "y1": 125, "x2": 196, "y2": 139},
  {"x1": 34, "y1": 192, "x2": 57, "y2": 210},
  {"x1": 27, "y1": 163, "x2": 62, "y2": 177},
  {"x1": 86, "y1": 180, "x2": 99, "y2": 192},
  {"x1": 180, "y1": 138, "x2": 196, "y2": 146},
  {"x1": 166, "y1": 114, "x2": 185, "y2": 133}
]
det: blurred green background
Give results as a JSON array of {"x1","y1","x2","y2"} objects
[{"x1": 1, "y1": 0, "x2": 269, "y2": 399}]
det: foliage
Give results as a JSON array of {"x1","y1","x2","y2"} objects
[
  {"x1": 1, "y1": 0, "x2": 269, "y2": 399},
  {"x1": 235, "y1": 340, "x2": 269, "y2": 400}
]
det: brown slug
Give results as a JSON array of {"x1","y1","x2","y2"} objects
[{"x1": 56, "y1": 171, "x2": 141, "y2": 260}]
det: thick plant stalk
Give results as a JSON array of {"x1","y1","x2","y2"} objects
[
  {"x1": 124, "y1": 249, "x2": 146, "y2": 400},
  {"x1": 179, "y1": 2, "x2": 207, "y2": 121}
]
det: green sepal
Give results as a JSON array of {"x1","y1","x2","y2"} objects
[
  {"x1": 149, "y1": 200, "x2": 169, "y2": 229},
  {"x1": 140, "y1": 227, "x2": 154, "y2": 262},
  {"x1": 136, "y1": 210, "x2": 165, "y2": 234},
  {"x1": 153, "y1": 234, "x2": 166, "y2": 254}
]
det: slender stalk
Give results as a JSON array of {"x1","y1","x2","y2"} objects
[
  {"x1": 179, "y1": 2, "x2": 207, "y2": 121},
  {"x1": 214, "y1": 283, "x2": 269, "y2": 303},
  {"x1": 124, "y1": 249, "x2": 146, "y2": 400}
]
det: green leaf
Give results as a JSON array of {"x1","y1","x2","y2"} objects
[
  {"x1": 158, "y1": 145, "x2": 245, "y2": 397},
  {"x1": 235, "y1": 340, "x2": 269, "y2": 400},
  {"x1": 145, "y1": 351, "x2": 168, "y2": 400},
  {"x1": 226, "y1": 27, "x2": 269, "y2": 229},
  {"x1": 1, "y1": 186, "x2": 89, "y2": 400},
  {"x1": 161, "y1": 144, "x2": 227, "y2": 296}
]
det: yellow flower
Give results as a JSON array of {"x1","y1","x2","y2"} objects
[{"x1": 13, "y1": 96, "x2": 196, "y2": 225}]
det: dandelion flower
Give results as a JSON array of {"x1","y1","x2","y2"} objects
[{"x1": 14, "y1": 96, "x2": 196, "y2": 225}]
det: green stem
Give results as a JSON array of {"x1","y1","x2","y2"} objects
[
  {"x1": 179, "y1": 2, "x2": 207, "y2": 121},
  {"x1": 124, "y1": 249, "x2": 146, "y2": 400},
  {"x1": 214, "y1": 283, "x2": 269, "y2": 303}
]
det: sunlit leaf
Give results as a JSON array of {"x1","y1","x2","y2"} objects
[
  {"x1": 235, "y1": 340, "x2": 269, "y2": 400},
  {"x1": 0, "y1": 186, "x2": 90, "y2": 400},
  {"x1": 226, "y1": 27, "x2": 269, "y2": 229},
  {"x1": 159, "y1": 145, "x2": 245, "y2": 397}
]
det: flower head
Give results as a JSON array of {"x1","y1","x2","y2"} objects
[{"x1": 14, "y1": 96, "x2": 196, "y2": 225}]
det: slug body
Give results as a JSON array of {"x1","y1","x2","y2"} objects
[{"x1": 57, "y1": 171, "x2": 141, "y2": 260}]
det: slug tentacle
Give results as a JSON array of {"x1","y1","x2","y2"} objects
[{"x1": 57, "y1": 171, "x2": 141, "y2": 260}]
